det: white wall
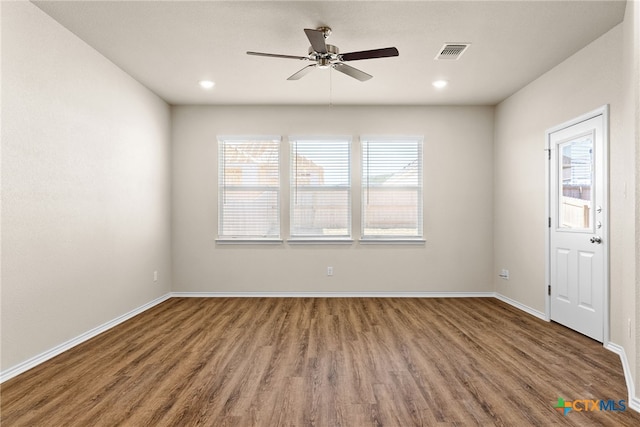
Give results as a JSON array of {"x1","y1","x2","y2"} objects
[
  {"x1": 494, "y1": 23, "x2": 626, "y2": 317},
  {"x1": 494, "y1": 15, "x2": 638, "y2": 384},
  {"x1": 171, "y1": 105, "x2": 494, "y2": 294},
  {"x1": 1, "y1": 2, "x2": 172, "y2": 371},
  {"x1": 627, "y1": 0, "x2": 640, "y2": 398}
]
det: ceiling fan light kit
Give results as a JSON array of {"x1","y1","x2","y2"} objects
[{"x1": 247, "y1": 26, "x2": 399, "y2": 82}]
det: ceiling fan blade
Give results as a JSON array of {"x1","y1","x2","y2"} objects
[
  {"x1": 340, "y1": 47, "x2": 399, "y2": 62},
  {"x1": 304, "y1": 28, "x2": 327, "y2": 54},
  {"x1": 332, "y1": 63, "x2": 372, "y2": 82},
  {"x1": 247, "y1": 51, "x2": 310, "y2": 60},
  {"x1": 287, "y1": 64, "x2": 317, "y2": 80}
]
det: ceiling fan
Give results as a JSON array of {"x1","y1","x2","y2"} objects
[{"x1": 247, "y1": 27, "x2": 399, "y2": 82}]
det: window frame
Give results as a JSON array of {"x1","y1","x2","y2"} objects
[
  {"x1": 360, "y1": 136, "x2": 425, "y2": 243},
  {"x1": 216, "y1": 135, "x2": 282, "y2": 243},
  {"x1": 288, "y1": 136, "x2": 353, "y2": 243}
]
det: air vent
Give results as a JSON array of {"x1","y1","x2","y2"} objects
[{"x1": 435, "y1": 43, "x2": 470, "y2": 60}]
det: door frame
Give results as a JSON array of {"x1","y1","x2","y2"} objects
[{"x1": 544, "y1": 105, "x2": 610, "y2": 345}]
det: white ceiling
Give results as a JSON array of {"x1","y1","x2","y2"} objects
[{"x1": 32, "y1": 0, "x2": 626, "y2": 106}]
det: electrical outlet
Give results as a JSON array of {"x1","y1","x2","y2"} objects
[
  {"x1": 499, "y1": 269, "x2": 509, "y2": 280},
  {"x1": 153, "y1": 271, "x2": 158, "y2": 282},
  {"x1": 327, "y1": 266, "x2": 333, "y2": 276}
]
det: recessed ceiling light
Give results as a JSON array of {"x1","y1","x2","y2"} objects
[
  {"x1": 199, "y1": 80, "x2": 215, "y2": 89},
  {"x1": 432, "y1": 80, "x2": 448, "y2": 89}
]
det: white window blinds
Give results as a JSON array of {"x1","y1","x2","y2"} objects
[
  {"x1": 361, "y1": 137, "x2": 423, "y2": 240},
  {"x1": 218, "y1": 137, "x2": 280, "y2": 240},
  {"x1": 290, "y1": 137, "x2": 351, "y2": 239}
]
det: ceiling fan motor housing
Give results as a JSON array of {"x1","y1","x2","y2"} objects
[{"x1": 309, "y1": 44, "x2": 339, "y2": 68}]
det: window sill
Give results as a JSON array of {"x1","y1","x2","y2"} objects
[
  {"x1": 359, "y1": 238, "x2": 426, "y2": 245},
  {"x1": 216, "y1": 238, "x2": 283, "y2": 245},
  {"x1": 287, "y1": 238, "x2": 354, "y2": 245}
]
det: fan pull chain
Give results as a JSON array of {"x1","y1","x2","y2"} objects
[{"x1": 329, "y1": 66, "x2": 333, "y2": 107}]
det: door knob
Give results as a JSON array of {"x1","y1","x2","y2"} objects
[{"x1": 590, "y1": 236, "x2": 602, "y2": 244}]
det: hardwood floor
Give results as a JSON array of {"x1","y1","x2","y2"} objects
[{"x1": 2, "y1": 297, "x2": 639, "y2": 426}]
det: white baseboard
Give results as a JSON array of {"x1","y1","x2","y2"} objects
[
  {"x1": 494, "y1": 293, "x2": 547, "y2": 321},
  {"x1": 604, "y1": 342, "x2": 640, "y2": 412},
  {"x1": 0, "y1": 293, "x2": 172, "y2": 384},
  {"x1": 170, "y1": 291, "x2": 496, "y2": 298}
]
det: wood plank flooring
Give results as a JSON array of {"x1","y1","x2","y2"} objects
[{"x1": 2, "y1": 297, "x2": 639, "y2": 426}]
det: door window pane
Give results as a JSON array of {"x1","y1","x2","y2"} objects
[{"x1": 558, "y1": 134, "x2": 593, "y2": 230}]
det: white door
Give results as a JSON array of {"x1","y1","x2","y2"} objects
[{"x1": 548, "y1": 109, "x2": 607, "y2": 342}]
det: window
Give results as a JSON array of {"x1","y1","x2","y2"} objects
[
  {"x1": 558, "y1": 134, "x2": 593, "y2": 230},
  {"x1": 218, "y1": 136, "x2": 280, "y2": 241},
  {"x1": 361, "y1": 137, "x2": 423, "y2": 240},
  {"x1": 290, "y1": 137, "x2": 351, "y2": 240}
]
